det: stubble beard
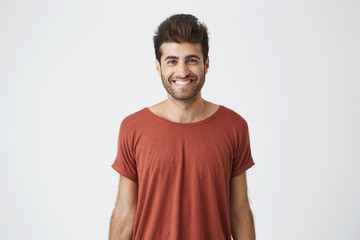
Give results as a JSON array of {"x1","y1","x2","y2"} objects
[{"x1": 161, "y1": 71, "x2": 206, "y2": 102}]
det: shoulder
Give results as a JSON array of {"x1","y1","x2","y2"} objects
[
  {"x1": 120, "y1": 107, "x2": 149, "y2": 130},
  {"x1": 219, "y1": 105, "x2": 249, "y2": 128}
]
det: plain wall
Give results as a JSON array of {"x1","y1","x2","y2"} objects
[{"x1": 1, "y1": 0, "x2": 359, "y2": 239}]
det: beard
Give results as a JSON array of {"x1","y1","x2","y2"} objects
[{"x1": 161, "y1": 71, "x2": 206, "y2": 101}]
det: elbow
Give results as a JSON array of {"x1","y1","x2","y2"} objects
[
  {"x1": 230, "y1": 205, "x2": 253, "y2": 221},
  {"x1": 109, "y1": 207, "x2": 137, "y2": 240},
  {"x1": 111, "y1": 206, "x2": 137, "y2": 222}
]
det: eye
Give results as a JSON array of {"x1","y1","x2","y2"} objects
[
  {"x1": 187, "y1": 59, "x2": 198, "y2": 64},
  {"x1": 167, "y1": 60, "x2": 177, "y2": 64}
]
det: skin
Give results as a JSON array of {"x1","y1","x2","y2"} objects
[
  {"x1": 109, "y1": 176, "x2": 137, "y2": 240},
  {"x1": 109, "y1": 42, "x2": 255, "y2": 240},
  {"x1": 151, "y1": 42, "x2": 218, "y2": 123},
  {"x1": 230, "y1": 173, "x2": 256, "y2": 240}
]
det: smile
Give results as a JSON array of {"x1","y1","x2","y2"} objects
[{"x1": 173, "y1": 80, "x2": 193, "y2": 86}]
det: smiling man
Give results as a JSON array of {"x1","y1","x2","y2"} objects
[{"x1": 109, "y1": 14, "x2": 256, "y2": 240}]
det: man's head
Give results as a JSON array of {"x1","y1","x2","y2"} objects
[
  {"x1": 153, "y1": 14, "x2": 210, "y2": 102},
  {"x1": 153, "y1": 14, "x2": 209, "y2": 64}
]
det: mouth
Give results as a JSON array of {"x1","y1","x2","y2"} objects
[{"x1": 172, "y1": 79, "x2": 194, "y2": 86}]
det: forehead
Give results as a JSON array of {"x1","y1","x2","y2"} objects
[{"x1": 160, "y1": 42, "x2": 203, "y2": 60}]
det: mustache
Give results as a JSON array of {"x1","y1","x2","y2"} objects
[{"x1": 170, "y1": 74, "x2": 198, "y2": 81}]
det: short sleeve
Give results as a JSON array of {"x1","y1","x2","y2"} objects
[
  {"x1": 231, "y1": 120, "x2": 255, "y2": 178},
  {"x1": 111, "y1": 119, "x2": 138, "y2": 183}
]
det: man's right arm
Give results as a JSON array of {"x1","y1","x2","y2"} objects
[{"x1": 109, "y1": 175, "x2": 138, "y2": 240}]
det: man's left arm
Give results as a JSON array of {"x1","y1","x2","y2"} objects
[{"x1": 230, "y1": 172, "x2": 256, "y2": 240}]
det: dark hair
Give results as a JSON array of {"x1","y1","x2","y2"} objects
[{"x1": 153, "y1": 14, "x2": 209, "y2": 64}]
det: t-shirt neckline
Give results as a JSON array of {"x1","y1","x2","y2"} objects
[{"x1": 144, "y1": 105, "x2": 224, "y2": 127}]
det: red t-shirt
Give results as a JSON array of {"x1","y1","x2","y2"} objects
[{"x1": 112, "y1": 105, "x2": 255, "y2": 240}]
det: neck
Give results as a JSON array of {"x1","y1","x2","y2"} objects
[{"x1": 163, "y1": 93, "x2": 209, "y2": 123}]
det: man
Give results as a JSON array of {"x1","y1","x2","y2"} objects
[{"x1": 109, "y1": 14, "x2": 255, "y2": 240}]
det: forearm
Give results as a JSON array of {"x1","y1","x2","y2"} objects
[
  {"x1": 109, "y1": 208, "x2": 136, "y2": 240},
  {"x1": 230, "y1": 207, "x2": 255, "y2": 240}
]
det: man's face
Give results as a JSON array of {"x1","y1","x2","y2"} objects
[{"x1": 156, "y1": 42, "x2": 209, "y2": 101}]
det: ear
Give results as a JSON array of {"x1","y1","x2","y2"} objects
[
  {"x1": 155, "y1": 59, "x2": 161, "y2": 76},
  {"x1": 204, "y1": 57, "x2": 210, "y2": 74}
]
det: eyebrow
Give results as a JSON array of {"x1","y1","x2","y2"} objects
[
  {"x1": 164, "y1": 55, "x2": 179, "y2": 61},
  {"x1": 163, "y1": 54, "x2": 201, "y2": 61},
  {"x1": 185, "y1": 54, "x2": 201, "y2": 60}
]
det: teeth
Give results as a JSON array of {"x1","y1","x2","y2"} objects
[{"x1": 175, "y1": 80, "x2": 191, "y2": 85}]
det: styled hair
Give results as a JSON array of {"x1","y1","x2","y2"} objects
[{"x1": 153, "y1": 14, "x2": 209, "y2": 64}]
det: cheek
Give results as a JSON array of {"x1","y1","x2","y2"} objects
[
  {"x1": 161, "y1": 69, "x2": 174, "y2": 78},
  {"x1": 190, "y1": 67, "x2": 204, "y2": 76}
]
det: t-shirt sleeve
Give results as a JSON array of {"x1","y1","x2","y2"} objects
[
  {"x1": 231, "y1": 119, "x2": 255, "y2": 178},
  {"x1": 111, "y1": 119, "x2": 138, "y2": 183}
]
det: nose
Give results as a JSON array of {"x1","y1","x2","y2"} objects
[{"x1": 176, "y1": 61, "x2": 190, "y2": 78}]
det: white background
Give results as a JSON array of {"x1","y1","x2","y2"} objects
[{"x1": 1, "y1": 0, "x2": 359, "y2": 239}]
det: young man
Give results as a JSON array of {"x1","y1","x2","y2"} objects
[{"x1": 109, "y1": 14, "x2": 256, "y2": 240}]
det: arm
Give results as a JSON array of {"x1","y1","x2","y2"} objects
[
  {"x1": 230, "y1": 172, "x2": 256, "y2": 240},
  {"x1": 109, "y1": 175, "x2": 138, "y2": 240}
]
